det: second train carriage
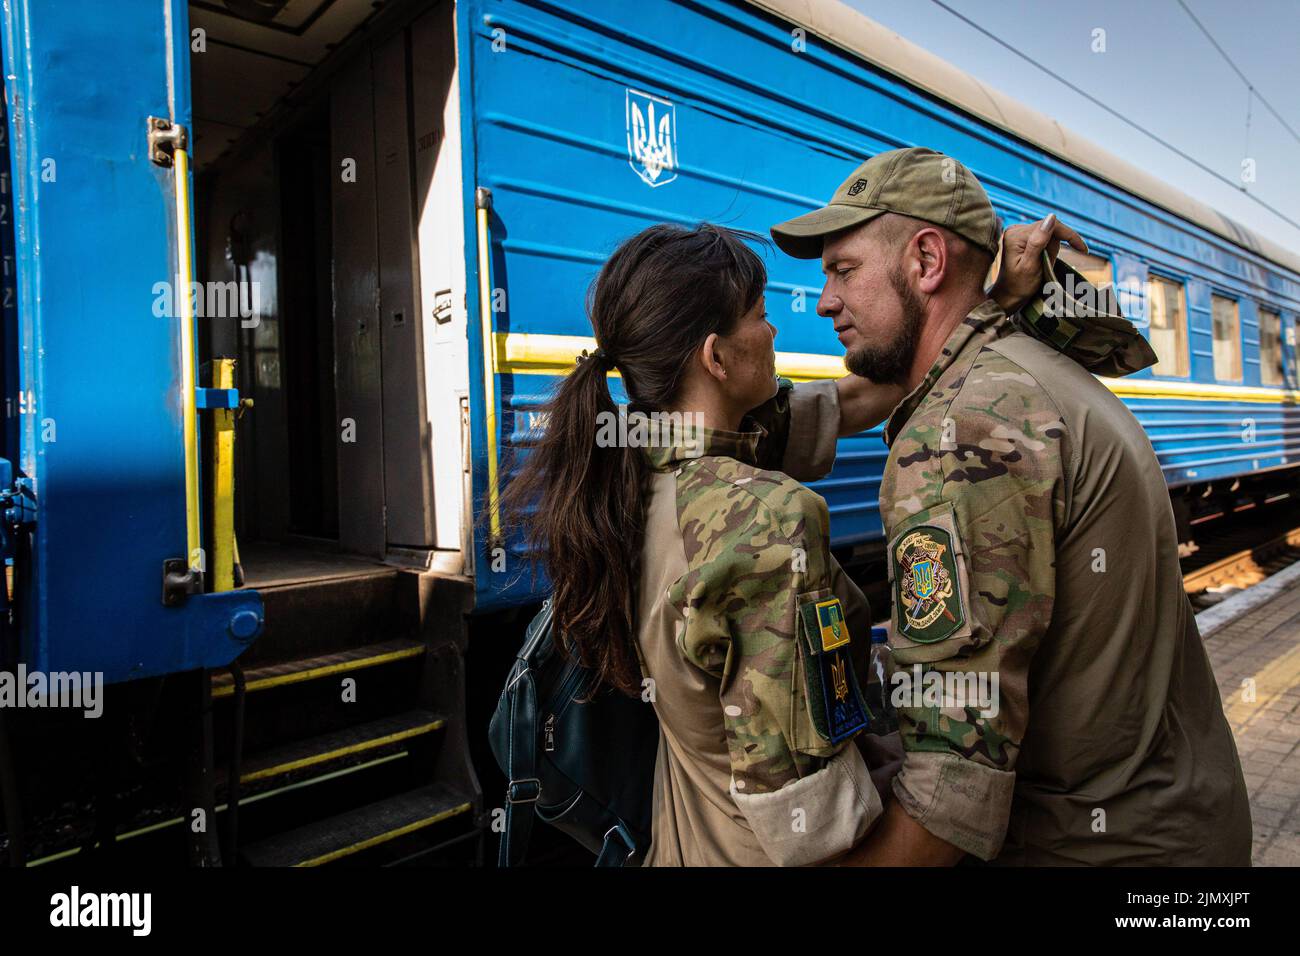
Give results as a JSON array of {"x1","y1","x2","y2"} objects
[
  {"x1": 3, "y1": 0, "x2": 1299, "y2": 864},
  {"x1": 457, "y1": 0, "x2": 1300, "y2": 606}
]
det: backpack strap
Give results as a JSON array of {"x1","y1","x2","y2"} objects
[
  {"x1": 498, "y1": 663, "x2": 541, "y2": 867},
  {"x1": 594, "y1": 821, "x2": 639, "y2": 867}
]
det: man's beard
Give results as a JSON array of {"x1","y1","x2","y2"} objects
[{"x1": 843, "y1": 266, "x2": 924, "y2": 386}]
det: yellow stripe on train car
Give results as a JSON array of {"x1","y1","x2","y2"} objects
[
  {"x1": 492, "y1": 332, "x2": 1300, "y2": 402},
  {"x1": 493, "y1": 331, "x2": 844, "y2": 382}
]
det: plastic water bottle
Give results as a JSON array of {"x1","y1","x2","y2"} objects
[{"x1": 866, "y1": 626, "x2": 898, "y2": 735}]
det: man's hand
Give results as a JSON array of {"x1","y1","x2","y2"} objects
[
  {"x1": 989, "y1": 213, "x2": 1088, "y2": 315},
  {"x1": 856, "y1": 731, "x2": 904, "y2": 805}
]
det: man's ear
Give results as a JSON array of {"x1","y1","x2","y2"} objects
[
  {"x1": 913, "y1": 228, "x2": 948, "y2": 294},
  {"x1": 699, "y1": 332, "x2": 727, "y2": 382}
]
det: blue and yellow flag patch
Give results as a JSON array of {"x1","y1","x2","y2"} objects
[
  {"x1": 815, "y1": 598, "x2": 849, "y2": 651},
  {"x1": 798, "y1": 596, "x2": 868, "y2": 743}
]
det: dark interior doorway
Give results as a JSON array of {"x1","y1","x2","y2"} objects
[{"x1": 276, "y1": 107, "x2": 339, "y2": 540}]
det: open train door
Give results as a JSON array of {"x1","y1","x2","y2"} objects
[{"x1": 0, "y1": 0, "x2": 263, "y2": 684}]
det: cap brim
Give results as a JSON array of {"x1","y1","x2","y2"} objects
[{"x1": 769, "y1": 204, "x2": 884, "y2": 259}]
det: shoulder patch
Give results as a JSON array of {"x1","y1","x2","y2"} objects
[
  {"x1": 797, "y1": 594, "x2": 868, "y2": 743},
  {"x1": 891, "y1": 524, "x2": 965, "y2": 644},
  {"x1": 812, "y1": 598, "x2": 849, "y2": 651}
]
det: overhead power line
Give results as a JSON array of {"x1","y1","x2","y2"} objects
[
  {"x1": 927, "y1": 0, "x2": 1300, "y2": 233},
  {"x1": 1176, "y1": 0, "x2": 1300, "y2": 147}
]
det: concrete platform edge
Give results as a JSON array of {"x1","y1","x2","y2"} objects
[{"x1": 1196, "y1": 558, "x2": 1300, "y2": 640}]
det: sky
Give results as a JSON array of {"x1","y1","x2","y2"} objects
[{"x1": 842, "y1": 0, "x2": 1300, "y2": 253}]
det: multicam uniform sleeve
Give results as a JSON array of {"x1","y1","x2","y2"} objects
[
  {"x1": 749, "y1": 377, "x2": 842, "y2": 482},
  {"x1": 881, "y1": 350, "x2": 1070, "y2": 861},
  {"x1": 669, "y1": 458, "x2": 881, "y2": 865}
]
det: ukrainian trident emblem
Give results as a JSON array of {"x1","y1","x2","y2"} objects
[
  {"x1": 830, "y1": 657, "x2": 849, "y2": 703},
  {"x1": 626, "y1": 88, "x2": 678, "y2": 187},
  {"x1": 895, "y1": 529, "x2": 957, "y2": 636},
  {"x1": 913, "y1": 559, "x2": 936, "y2": 600}
]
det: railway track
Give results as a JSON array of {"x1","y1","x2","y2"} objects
[
  {"x1": 849, "y1": 499, "x2": 1300, "y2": 620},
  {"x1": 1182, "y1": 502, "x2": 1300, "y2": 611}
]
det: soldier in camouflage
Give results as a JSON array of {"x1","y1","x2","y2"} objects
[
  {"x1": 758, "y1": 147, "x2": 1252, "y2": 865},
  {"x1": 635, "y1": 418, "x2": 884, "y2": 866},
  {"x1": 627, "y1": 212, "x2": 1063, "y2": 866}
]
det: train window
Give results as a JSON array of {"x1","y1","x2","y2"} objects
[
  {"x1": 1057, "y1": 247, "x2": 1113, "y2": 287},
  {"x1": 1259, "y1": 306, "x2": 1284, "y2": 386},
  {"x1": 1146, "y1": 275, "x2": 1188, "y2": 377},
  {"x1": 1211, "y1": 294, "x2": 1242, "y2": 381}
]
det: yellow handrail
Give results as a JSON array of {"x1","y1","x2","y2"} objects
[
  {"x1": 476, "y1": 188, "x2": 501, "y2": 542},
  {"x1": 173, "y1": 147, "x2": 202, "y2": 573},
  {"x1": 211, "y1": 357, "x2": 236, "y2": 592}
]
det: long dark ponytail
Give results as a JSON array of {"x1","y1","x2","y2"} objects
[{"x1": 501, "y1": 223, "x2": 768, "y2": 696}]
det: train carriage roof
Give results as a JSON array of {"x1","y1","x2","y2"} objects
[{"x1": 751, "y1": 0, "x2": 1300, "y2": 277}]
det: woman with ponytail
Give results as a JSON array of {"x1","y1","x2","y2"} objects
[{"x1": 502, "y1": 223, "x2": 887, "y2": 866}]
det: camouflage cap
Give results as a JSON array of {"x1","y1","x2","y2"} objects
[
  {"x1": 1016, "y1": 251, "x2": 1158, "y2": 377},
  {"x1": 770, "y1": 147, "x2": 1001, "y2": 260}
]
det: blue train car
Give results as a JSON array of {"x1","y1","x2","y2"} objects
[
  {"x1": 0, "y1": 1, "x2": 264, "y2": 685},
  {"x1": 465, "y1": 0, "x2": 1300, "y2": 608},
  {"x1": 7, "y1": 0, "x2": 1297, "y2": 671},
  {"x1": 1, "y1": 0, "x2": 1297, "y2": 866}
]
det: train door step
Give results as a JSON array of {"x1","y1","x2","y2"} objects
[
  {"x1": 238, "y1": 542, "x2": 393, "y2": 588},
  {"x1": 212, "y1": 638, "x2": 425, "y2": 698},
  {"x1": 229, "y1": 709, "x2": 446, "y2": 789},
  {"x1": 237, "y1": 545, "x2": 418, "y2": 664},
  {"x1": 206, "y1": 545, "x2": 482, "y2": 866},
  {"x1": 239, "y1": 782, "x2": 473, "y2": 867}
]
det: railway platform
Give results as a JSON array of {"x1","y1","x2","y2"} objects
[{"x1": 1200, "y1": 561, "x2": 1300, "y2": 866}]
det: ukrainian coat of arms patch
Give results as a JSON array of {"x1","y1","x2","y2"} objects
[{"x1": 892, "y1": 525, "x2": 965, "y2": 644}]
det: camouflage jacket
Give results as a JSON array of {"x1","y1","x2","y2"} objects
[
  {"x1": 874, "y1": 298, "x2": 1065, "y2": 860},
  {"x1": 634, "y1": 422, "x2": 882, "y2": 866},
  {"x1": 760, "y1": 264, "x2": 1251, "y2": 864}
]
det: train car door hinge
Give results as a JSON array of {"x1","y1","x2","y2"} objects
[
  {"x1": 147, "y1": 116, "x2": 188, "y2": 167},
  {"x1": 162, "y1": 558, "x2": 204, "y2": 607}
]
